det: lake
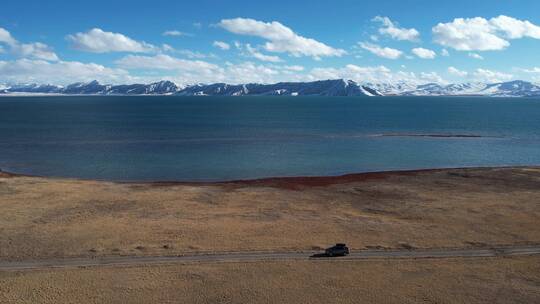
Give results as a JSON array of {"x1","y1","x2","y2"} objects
[{"x1": 1, "y1": 95, "x2": 540, "y2": 181}]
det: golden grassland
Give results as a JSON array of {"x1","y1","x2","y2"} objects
[
  {"x1": 1, "y1": 256, "x2": 540, "y2": 304},
  {"x1": 1, "y1": 167, "x2": 540, "y2": 303},
  {"x1": 1, "y1": 167, "x2": 540, "y2": 259}
]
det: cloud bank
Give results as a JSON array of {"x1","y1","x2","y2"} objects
[
  {"x1": 218, "y1": 18, "x2": 346, "y2": 59},
  {"x1": 372, "y1": 16, "x2": 420, "y2": 42},
  {"x1": 67, "y1": 28, "x2": 157, "y2": 53},
  {"x1": 359, "y1": 42, "x2": 403, "y2": 59},
  {"x1": 433, "y1": 15, "x2": 540, "y2": 51}
]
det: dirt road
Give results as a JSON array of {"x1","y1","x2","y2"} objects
[{"x1": 2, "y1": 246, "x2": 540, "y2": 271}]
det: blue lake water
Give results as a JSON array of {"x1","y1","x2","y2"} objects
[{"x1": 1, "y1": 95, "x2": 540, "y2": 181}]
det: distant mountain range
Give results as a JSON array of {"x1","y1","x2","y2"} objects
[
  {"x1": 373, "y1": 80, "x2": 540, "y2": 97},
  {"x1": 1, "y1": 80, "x2": 179, "y2": 95},
  {"x1": 1, "y1": 79, "x2": 540, "y2": 97},
  {"x1": 176, "y1": 79, "x2": 382, "y2": 96}
]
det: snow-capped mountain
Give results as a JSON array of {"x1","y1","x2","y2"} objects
[
  {"x1": 362, "y1": 81, "x2": 418, "y2": 95},
  {"x1": 0, "y1": 85, "x2": 9, "y2": 94},
  {"x1": 398, "y1": 82, "x2": 487, "y2": 96},
  {"x1": 480, "y1": 80, "x2": 540, "y2": 97},
  {"x1": 177, "y1": 79, "x2": 383, "y2": 96},
  {"x1": 63, "y1": 80, "x2": 110, "y2": 94},
  {"x1": 381, "y1": 80, "x2": 540, "y2": 97},
  {"x1": 1, "y1": 79, "x2": 540, "y2": 97},
  {"x1": 1, "y1": 80, "x2": 180, "y2": 95},
  {"x1": 7, "y1": 83, "x2": 64, "y2": 94},
  {"x1": 106, "y1": 80, "x2": 179, "y2": 95},
  {"x1": 356, "y1": 80, "x2": 540, "y2": 97}
]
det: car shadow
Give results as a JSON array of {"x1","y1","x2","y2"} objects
[{"x1": 309, "y1": 253, "x2": 329, "y2": 258}]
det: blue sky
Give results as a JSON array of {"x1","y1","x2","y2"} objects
[{"x1": 1, "y1": 0, "x2": 540, "y2": 85}]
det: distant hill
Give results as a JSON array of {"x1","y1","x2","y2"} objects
[
  {"x1": 2, "y1": 79, "x2": 540, "y2": 97},
  {"x1": 4, "y1": 80, "x2": 180, "y2": 95},
  {"x1": 176, "y1": 79, "x2": 382, "y2": 96}
]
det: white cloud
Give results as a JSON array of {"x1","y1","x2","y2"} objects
[
  {"x1": 176, "y1": 49, "x2": 212, "y2": 59},
  {"x1": 161, "y1": 44, "x2": 174, "y2": 52},
  {"x1": 433, "y1": 15, "x2": 540, "y2": 51},
  {"x1": 333, "y1": 65, "x2": 447, "y2": 84},
  {"x1": 115, "y1": 54, "x2": 219, "y2": 71},
  {"x1": 433, "y1": 17, "x2": 508, "y2": 51},
  {"x1": 118, "y1": 54, "x2": 434, "y2": 86},
  {"x1": 372, "y1": 16, "x2": 420, "y2": 42},
  {"x1": 306, "y1": 64, "x2": 439, "y2": 85},
  {"x1": 0, "y1": 28, "x2": 17, "y2": 46},
  {"x1": 13, "y1": 42, "x2": 59, "y2": 61},
  {"x1": 446, "y1": 67, "x2": 515, "y2": 82},
  {"x1": 173, "y1": 61, "x2": 298, "y2": 85},
  {"x1": 162, "y1": 30, "x2": 191, "y2": 37},
  {"x1": 411, "y1": 47, "x2": 436, "y2": 59},
  {"x1": 221, "y1": 61, "x2": 281, "y2": 84},
  {"x1": 0, "y1": 27, "x2": 59, "y2": 61},
  {"x1": 359, "y1": 42, "x2": 402, "y2": 59},
  {"x1": 169, "y1": 61, "x2": 310, "y2": 85},
  {"x1": 282, "y1": 65, "x2": 304, "y2": 71},
  {"x1": 420, "y1": 72, "x2": 446, "y2": 84},
  {"x1": 112, "y1": 54, "x2": 294, "y2": 85},
  {"x1": 308, "y1": 65, "x2": 390, "y2": 82},
  {"x1": 0, "y1": 58, "x2": 132, "y2": 84},
  {"x1": 213, "y1": 41, "x2": 230, "y2": 50},
  {"x1": 490, "y1": 15, "x2": 540, "y2": 39},
  {"x1": 518, "y1": 67, "x2": 540, "y2": 73},
  {"x1": 159, "y1": 44, "x2": 213, "y2": 59},
  {"x1": 245, "y1": 44, "x2": 282, "y2": 62},
  {"x1": 67, "y1": 28, "x2": 156, "y2": 53},
  {"x1": 472, "y1": 68, "x2": 513, "y2": 83},
  {"x1": 448, "y1": 66, "x2": 468, "y2": 77},
  {"x1": 0, "y1": 55, "x2": 459, "y2": 87},
  {"x1": 115, "y1": 54, "x2": 230, "y2": 85},
  {"x1": 441, "y1": 49, "x2": 450, "y2": 56},
  {"x1": 218, "y1": 18, "x2": 346, "y2": 59},
  {"x1": 526, "y1": 72, "x2": 540, "y2": 83},
  {"x1": 468, "y1": 53, "x2": 484, "y2": 60}
]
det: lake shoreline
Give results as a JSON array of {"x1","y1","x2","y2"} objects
[{"x1": 2, "y1": 165, "x2": 539, "y2": 189}]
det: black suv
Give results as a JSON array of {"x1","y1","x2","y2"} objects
[{"x1": 325, "y1": 243, "x2": 350, "y2": 257}]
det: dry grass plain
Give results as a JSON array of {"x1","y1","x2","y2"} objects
[
  {"x1": 1, "y1": 257, "x2": 539, "y2": 304},
  {"x1": 1, "y1": 167, "x2": 540, "y2": 303},
  {"x1": 1, "y1": 167, "x2": 540, "y2": 260}
]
